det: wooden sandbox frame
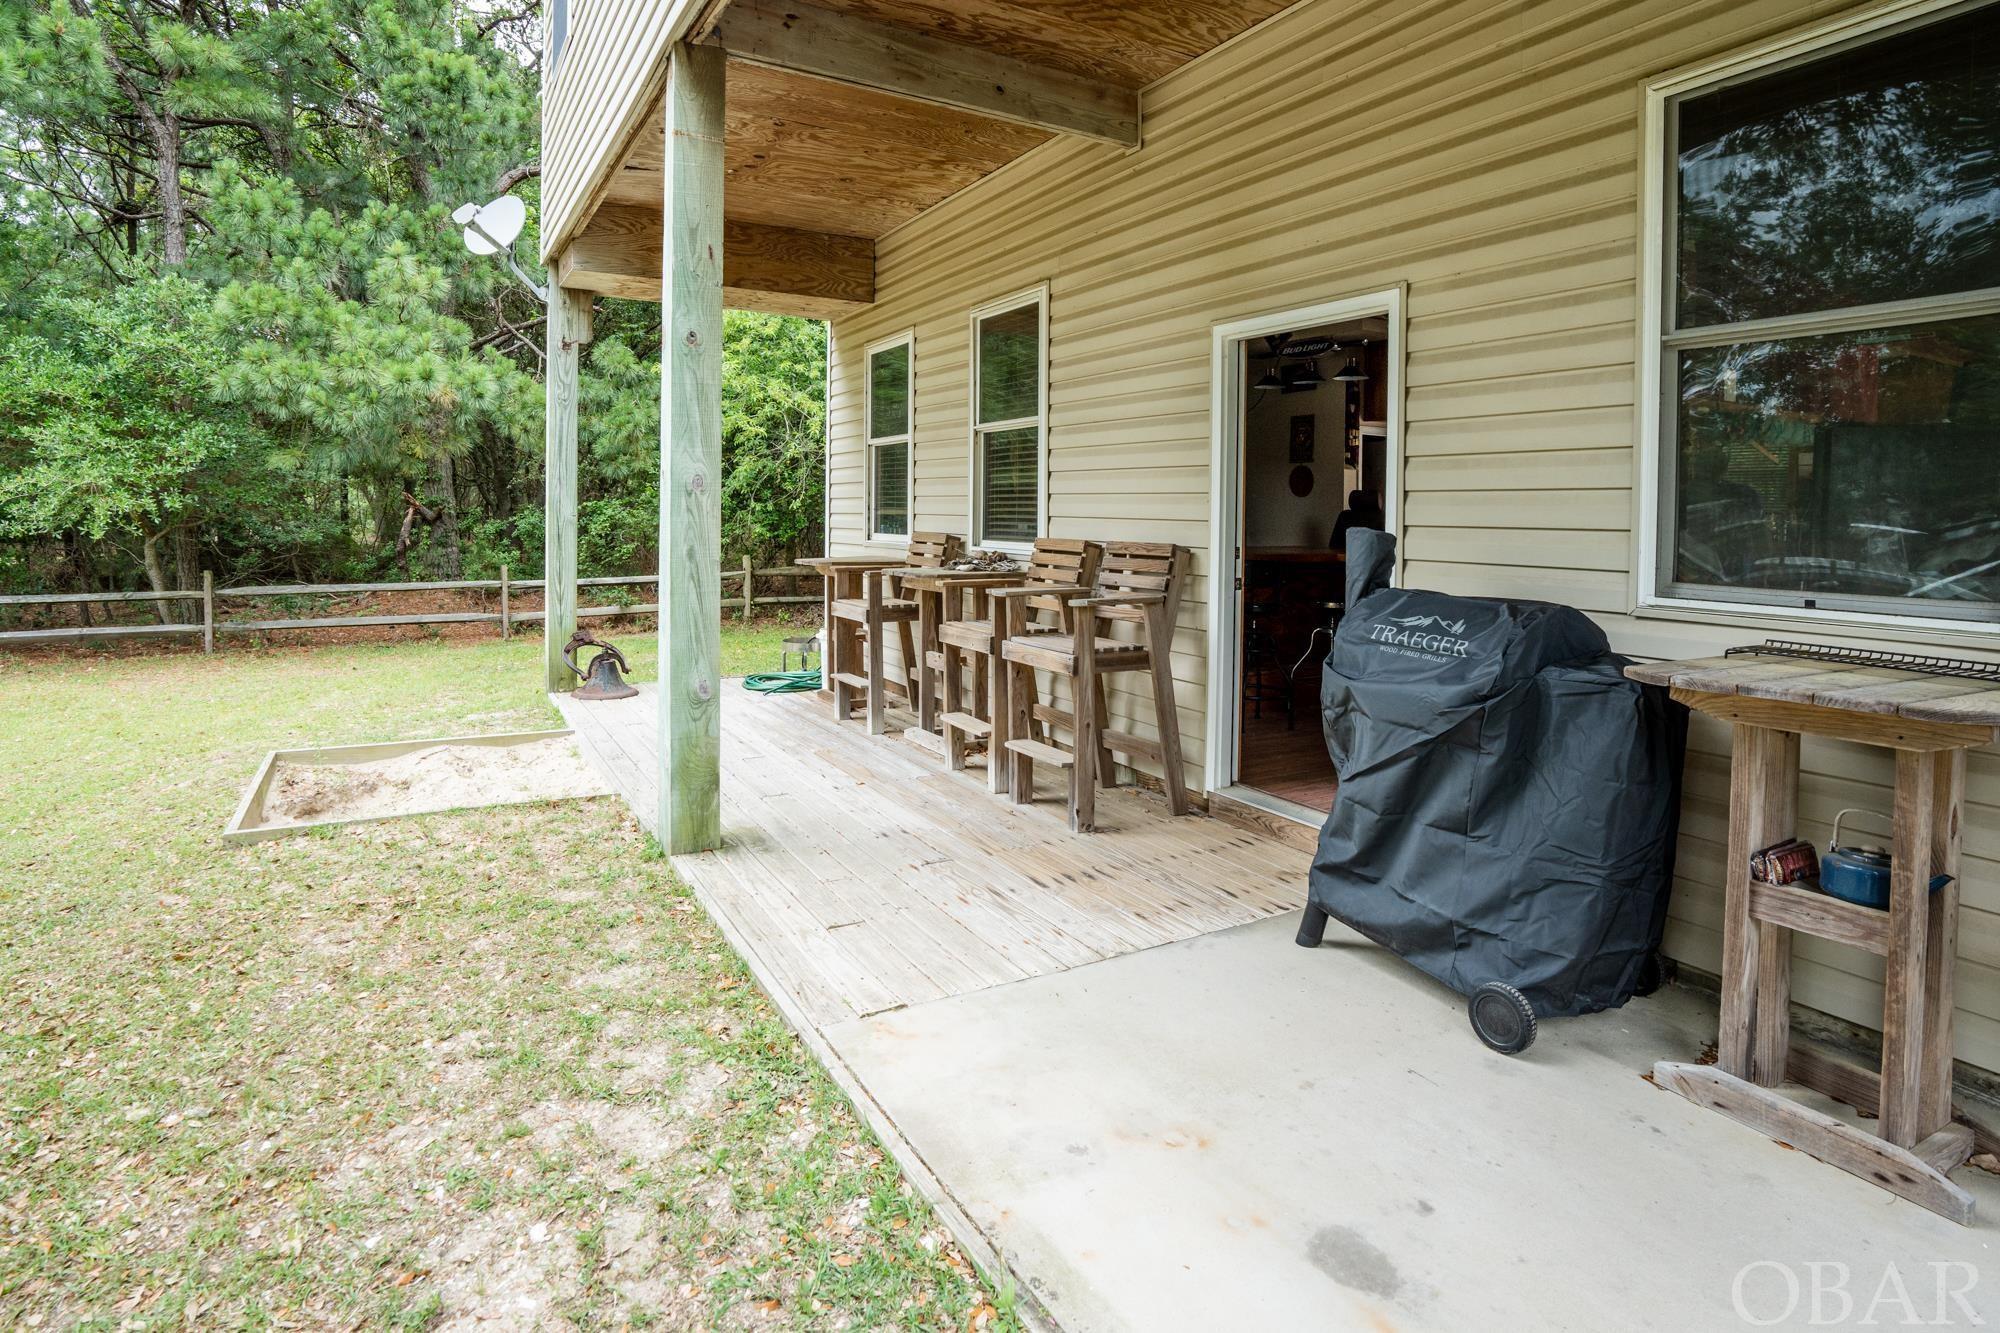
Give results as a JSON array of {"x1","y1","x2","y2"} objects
[{"x1": 224, "y1": 729, "x2": 591, "y2": 843}]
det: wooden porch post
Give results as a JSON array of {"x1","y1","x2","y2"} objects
[
  {"x1": 657, "y1": 40, "x2": 726, "y2": 853},
  {"x1": 543, "y1": 285, "x2": 591, "y2": 692}
]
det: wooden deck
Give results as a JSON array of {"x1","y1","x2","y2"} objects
[{"x1": 554, "y1": 685, "x2": 1309, "y2": 1027}]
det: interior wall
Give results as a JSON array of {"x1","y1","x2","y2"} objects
[{"x1": 1243, "y1": 376, "x2": 1355, "y2": 548}]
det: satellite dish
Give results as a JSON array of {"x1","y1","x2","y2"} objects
[
  {"x1": 458, "y1": 195, "x2": 527, "y2": 256},
  {"x1": 452, "y1": 193, "x2": 547, "y2": 305}
]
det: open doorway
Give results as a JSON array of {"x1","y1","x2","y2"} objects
[{"x1": 1207, "y1": 290, "x2": 1402, "y2": 824}]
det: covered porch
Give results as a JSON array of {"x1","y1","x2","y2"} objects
[{"x1": 533, "y1": 0, "x2": 1318, "y2": 855}]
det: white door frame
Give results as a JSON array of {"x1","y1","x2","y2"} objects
[{"x1": 1204, "y1": 285, "x2": 1405, "y2": 799}]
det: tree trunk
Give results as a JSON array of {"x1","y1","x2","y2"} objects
[
  {"x1": 94, "y1": 38, "x2": 187, "y2": 265},
  {"x1": 140, "y1": 529, "x2": 174, "y2": 625},
  {"x1": 149, "y1": 111, "x2": 188, "y2": 266},
  {"x1": 432, "y1": 453, "x2": 463, "y2": 579},
  {"x1": 173, "y1": 525, "x2": 201, "y2": 623}
]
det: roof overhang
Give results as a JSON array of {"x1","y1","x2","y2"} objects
[{"x1": 542, "y1": 0, "x2": 1300, "y2": 317}]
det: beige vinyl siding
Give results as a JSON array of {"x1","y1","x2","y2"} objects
[
  {"x1": 823, "y1": 0, "x2": 2000, "y2": 1074},
  {"x1": 538, "y1": 0, "x2": 688, "y2": 263}
]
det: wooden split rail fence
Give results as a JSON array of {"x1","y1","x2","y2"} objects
[{"x1": 0, "y1": 561, "x2": 822, "y2": 650}]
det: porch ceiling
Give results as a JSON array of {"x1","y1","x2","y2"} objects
[
  {"x1": 612, "y1": 62, "x2": 1054, "y2": 238},
  {"x1": 553, "y1": 0, "x2": 1297, "y2": 319},
  {"x1": 804, "y1": 0, "x2": 1295, "y2": 88}
]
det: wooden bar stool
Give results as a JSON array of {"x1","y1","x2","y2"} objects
[
  {"x1": 936, "y1": 538, "x2": 1103, "y2": 792},
  {"x1": 896, "y1": 565, "x2": 1026, "y2": 747},
  {"x1": 825, "y1": 531, "x2": 961, "y2": 734},
  {"x1": 996, "y1": 542, "x2": 1192, "y2": 831}
]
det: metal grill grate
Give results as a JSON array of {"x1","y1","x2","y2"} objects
[{"x1": 1724, "y1": 639, "x2": 2000, "y2": 683}]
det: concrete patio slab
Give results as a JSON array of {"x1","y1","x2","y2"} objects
[{"x1": 831, "y1": 916, "x2": 2000, "y2": 1332}]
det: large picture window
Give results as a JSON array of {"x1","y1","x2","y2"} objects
[
  {"x1": 1650, "y1": 2, "x2": 2000, "y2": 623},
  {"x1": 971, "y1": 289, "x2": 1047, "y2": 547},
  {"x1": 866, "y1": 333, "x2": 912, "y2": 540}
]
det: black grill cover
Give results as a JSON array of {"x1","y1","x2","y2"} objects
[{"x1": 1308, "y1": 531, "x2": 1687, "y2": 1018}]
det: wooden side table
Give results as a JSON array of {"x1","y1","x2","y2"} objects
[{"x1": 1628, "y1": 652, "x2": 2000, "y2": 1223}]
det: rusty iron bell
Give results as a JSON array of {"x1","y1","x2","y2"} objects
[{"x1": 564, "y1": 630, "x2": 639, "y2": 701}]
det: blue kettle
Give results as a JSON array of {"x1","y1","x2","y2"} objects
[{"x1": 1821, "y1": 808, "x2": 1951, "y2": 910}]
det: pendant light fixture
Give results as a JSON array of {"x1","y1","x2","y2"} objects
[{"x1": 1332, "y1": 340, "x2": 1371, "y2": 383}]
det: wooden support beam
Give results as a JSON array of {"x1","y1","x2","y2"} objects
[
  {"x1": 560, "y1": 205, "x2": 873, "y2": 318},
  {"x1": 543, "y1": 286, "x2": 592, "y2": 693},
  {"x1": 710, "y1": 0, "x2": 1140, "y2": 148},
  {"x1": 658, "y1": 40, "x2": 726, "y2": 855}
]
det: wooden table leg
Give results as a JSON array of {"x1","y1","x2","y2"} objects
[
  {"x1": 1719, "y1": 724, "x2": 1798, "y2": 1083},
  {"x1": 987, "y1": 610, "x2": 1012, "y2": 795},
  {"x1": 941, "y1": 609, "x2": 966, "y2": 772},
  {"x1": 1922, "y1": 748, "x2": 1966, "y2": 1133},
  {"x1": 1005, "y1": 600, "x2": 1036, "y2": 804},
  {"x1": 1881, "y1": 748, "x2": 1937, "y2": 1148},
  {"x1": 864, "y1": 571, "x2": 887, "y2": 736},
  {"x1": 828, "y1": 572, "x2": 852, "y2": 716},
  {"x1": 1070, "y1": 632, "x2": 1098, "y2": 832},
  {"x1": 917, "y1": 588, "x2": 939, "y2": 733}
]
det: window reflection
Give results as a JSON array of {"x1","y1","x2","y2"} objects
[
  {"x1": 1675, "y1": 4, "x2": 2000, "y2": 328},
  {"x1": 868, "y1": 345, "x2": 909, "y2": 441},
  {"x1": 1674, "y1": 316, "x2": 2000, "y2": 614},
  {"x1": 977, "y1": 304, "x2": 1041, "y2": 425}
]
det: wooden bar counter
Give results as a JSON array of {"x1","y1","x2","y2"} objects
[{"x1": 1627, "y1": 650, "x2": 2000, "y2": 1223}]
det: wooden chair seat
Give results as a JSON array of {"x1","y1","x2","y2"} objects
[
  {"x1": 830, "y1": 596, "x2": 918, "y2": 622},
  {"x1": 936, "y1": 617, "x2": 995, "y2": 650},
  {"x1": 1000, "y1": 632, "x2": 1151, "y2": 671}
]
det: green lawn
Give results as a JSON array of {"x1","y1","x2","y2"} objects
[{"x1": 0, "y1": 620, "x2": 1015, "y2": 1330}]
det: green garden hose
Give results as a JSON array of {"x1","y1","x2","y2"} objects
[{"x1": 741, "y1": 669, "x2": 821, "y2": 694}]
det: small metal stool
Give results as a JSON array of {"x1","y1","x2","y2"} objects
[
  {"x1": 1286, "y1": 599, "x2": 1344, "y2": 729},
  {"x1": 782, "y1": 632, "x2": 820, "y2": 672},
  {"x1": 1243, "y1": 599, "x2": 1290, "y2": 724}
]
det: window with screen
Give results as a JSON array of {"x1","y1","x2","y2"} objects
[
  {"x1": 866, "y1": 335, "x2": 912, "y2": 539},
  {"x1": 1653, "y1": 2, "x2": 2000, "y2": 622},
  {"x1": 972, "y1": 292, "x2": 1046, "y2": 546}
]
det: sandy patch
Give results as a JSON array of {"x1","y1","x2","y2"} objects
[
  {"x1": 427, "y1": 1207, "x2": 588, "y2": 1329},
  {"x1": 260, "y1": 736, "x2": 610, "y2": 827},
  {"x1": 523, "y1": 1098, "x2": 685, "y2": 1166}
]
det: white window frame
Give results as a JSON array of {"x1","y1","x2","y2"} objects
[
  {"x1": 967, "y1": 284, "x2": 1050, "y2": 554},
  {"x1": 1635, "y1": 0, "x2": 2000, "y2": 637},
  {"x1": 864, "y1": 329, "x2": 915, "y2": 545}
]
